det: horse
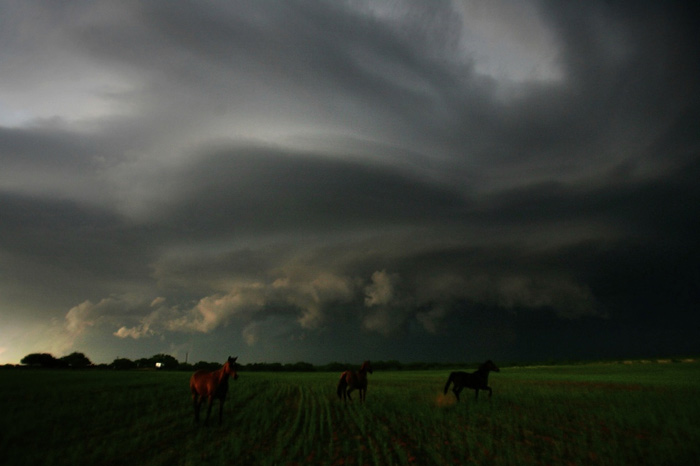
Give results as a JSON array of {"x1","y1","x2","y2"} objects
[
  {"x1": 190, "y1": 356, "x2": 239, "y2": 424},
  {"x1": 337, "y1": 360, "x2": 373, "y2": 403},
  {"x1": 443, "y1": 360, "x2": 500, "y2": 401}
]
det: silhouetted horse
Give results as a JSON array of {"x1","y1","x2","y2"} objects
[
  {"x1": 337, "y1": 360, "x2": 373, "y2": 403},
  {"x1": 443, "y1": 360, "x2": 500, "y2": 401},
  {"x1": 190, "y1": 356, "x2": 239, "y2": 424}
]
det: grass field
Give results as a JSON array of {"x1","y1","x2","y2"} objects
[{"x1": 2, "y1": 361, "x2": 699, "y2": 465}]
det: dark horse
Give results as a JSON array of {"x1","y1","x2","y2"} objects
[
  {"x1": 190, "y1": 356, "x2": 239, "y2": 424},
  {"x1": 337, "y1": 360, "x2": 373, "y2": 403},
  {"x1": 443, "y1": 360, "x2": 500, "y2": 401}
]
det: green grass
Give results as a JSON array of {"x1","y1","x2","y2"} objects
[{"x1": 1, "y1": 361, "x2": 699, "y2": 465}]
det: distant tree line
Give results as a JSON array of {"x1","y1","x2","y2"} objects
[
  {"x1": 20, "y1": 352, "x2": 93, "y2": 368},
  {"x1": 14, "y1": 352, "x2": 480, "y2": 372},
  {"x1": 13, "y1": 352, "x2": 688, "y2": 371}
]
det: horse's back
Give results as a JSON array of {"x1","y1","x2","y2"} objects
[
  {"x1": 452, "y1": 371, "x2": 474, "y2": 385},
  {"x1": 456, "y1": 370, "x2": 490, "y2": 389},
  {"x1": 190, "y1": 369, "x2": 207, "y2": 384},
  {"x1": 347, "y1": 370, "x2": 361, "y2": 386},
  {"x1": 345, "y1": 370, "x2": 368, "y2": 389},
  {"x1": 191, "y1": 370, "x2": 222, "y2": 397}
]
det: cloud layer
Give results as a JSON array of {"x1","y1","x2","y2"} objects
[{"x1": 1, "y1": 0, "x2": 698, "y2": 364}]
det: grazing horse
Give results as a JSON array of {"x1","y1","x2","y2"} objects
[
  {"x1": 190, "y1": 356, "x2": 239, "y2": 424},
  {"x1": 443, "y1": 360, "x2": 500, "y2": 401},
  {"x1": 337, "y1": 360, "x2": 373, "y2": 403}
]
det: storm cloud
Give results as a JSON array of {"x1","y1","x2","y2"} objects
[{"x1": 1, "y1": 0, "x2": 698, "y2": 364}]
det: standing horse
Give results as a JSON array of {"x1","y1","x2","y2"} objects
[
  {"x1": 190, "y1": 356, "x2": 239, "y2": 424},
  {"x1": 337, "y1": 360, "x2": 373, "y2": 403},
  {"x1": 443, "y1": 360, "x2": 500, "y2": 401}
]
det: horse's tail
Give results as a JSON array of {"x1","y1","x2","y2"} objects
[
  {"x1": 337, "y1": 372, "x2": 348, "y2": 399},
  {"x1": 444, "y1": 372, "x2": 455, "y2": 394}
]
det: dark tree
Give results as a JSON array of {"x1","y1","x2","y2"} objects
[
  {"x1": 21, "y1": 353, "x2": 60, "y2": 368},
  {"x1": 319, "y1": 362, "x2": 349, "y2": 372},
  {"x1": 111, "y1": 358, "x2": 137, "y2": 370},
  {"x1": 178, "y1": 362, "x2": 193, "y2": 371},
  {"x1": 285, "y1": 361, "x2": 315, "y2": 372},
  {"x1": 135, "y1": 358, "x2": 151, "y2": 368},
  {"x1": 60, "y1": 352, "x2": 92, "y2": 368},
  {"x1": 193, "y1": 361, "x2": 222, "y2": 371}
]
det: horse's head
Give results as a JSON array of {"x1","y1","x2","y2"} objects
[
  {"x1": 362, "y1": 360, "x2": 373, "y2": 374},
  {"x1": 225, "y1": 356, "x2": 239, "y2": 380},
  {"x1": 483, "y1": 360, "x2": 500, "y2": 372}
]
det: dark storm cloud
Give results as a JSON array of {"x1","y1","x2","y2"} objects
[
  {"x1": 0, "y1": 192, "x2": 155, "y2": 311},
  {"x1": 153, "y1": 144, "x2": 468, "y2": 238},
  {"x1": 1, "y1": 0, "x2": 698, "y2": 364},
  {"x1": 432, "y1": 1, "x2": 700, "y2": 190},
  {"x1": 71, "y1": 0, "x2": 448, "y2": 124}
]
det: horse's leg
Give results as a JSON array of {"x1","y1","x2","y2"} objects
[
  {"x1": 205, "y1": 396, "x2": 214, "y2": 425},
  {"x1": 453, "y1": 386, "x2": 462, "y2": 402},
  {"x1": 487, "y1": 386, "x2": 492, "y2": 398},
  {"x1": 193, "y1": 394, "x2": 201, "y2": 422},
  {"x1": 218, "y1": 397, "x2": 225, "y2": 425},
  {"x1": 347, "y1": 387, "x2": 354, "y2": 402}
]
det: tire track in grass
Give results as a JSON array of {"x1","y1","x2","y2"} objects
[
  {"x1": 214, "y1": 376, "x2": 296, "y2": 465},
  {"x1": 329, "y1": 397, "x2": 368, "y2": 465},
  {"x1": 332, "y1": 400, "x2": 402, "y2": 466},
  {"x1": 303, "y1": 384, "x2": 332, "y2": 463},
  {"x1": 359, "y1": 385, "x2": 429, "y2": 466},
  {"x1": 252, "y1": 380, "x2": 294, "y2": 463},
  {"x1": 302, "y1": 384, "x2": 323, "y2": 461},
  {"x1": 370, "y1": 410, "x2": 417, "y2": 465},
  {"x1": 262, "y1": 378, "x2": 333, "y2": 465},
  {"x1": 344, "y1": 402, "x2": 369, "y2": 464},
  {"x1": 285, "y1": 383, "x2": 335, "y2": 465},
  {"x1": 276, "y1": 384, "x2": 305, "y2": 460},
  {"x1": 318, "y1": 388, "x2": 337, "y2": 460}
]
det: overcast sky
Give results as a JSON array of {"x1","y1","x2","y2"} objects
[{"x1": 1, "y1": 0, "x2": 698, "y2": 366}]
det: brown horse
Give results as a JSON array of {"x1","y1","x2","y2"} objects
[
  {"x1": 443, "y1": 360, "x2": 499, "y2": 401},
  {"x1": 337, "y1": 360, "x2": 373, "y2": 403},
  {"x1": 190, "y1": 356, "x2": 239, "y2": 424}
]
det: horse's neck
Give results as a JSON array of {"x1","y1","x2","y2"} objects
[{"x1": 214, "y1": 367, "x2": 229, "y2": 385}]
